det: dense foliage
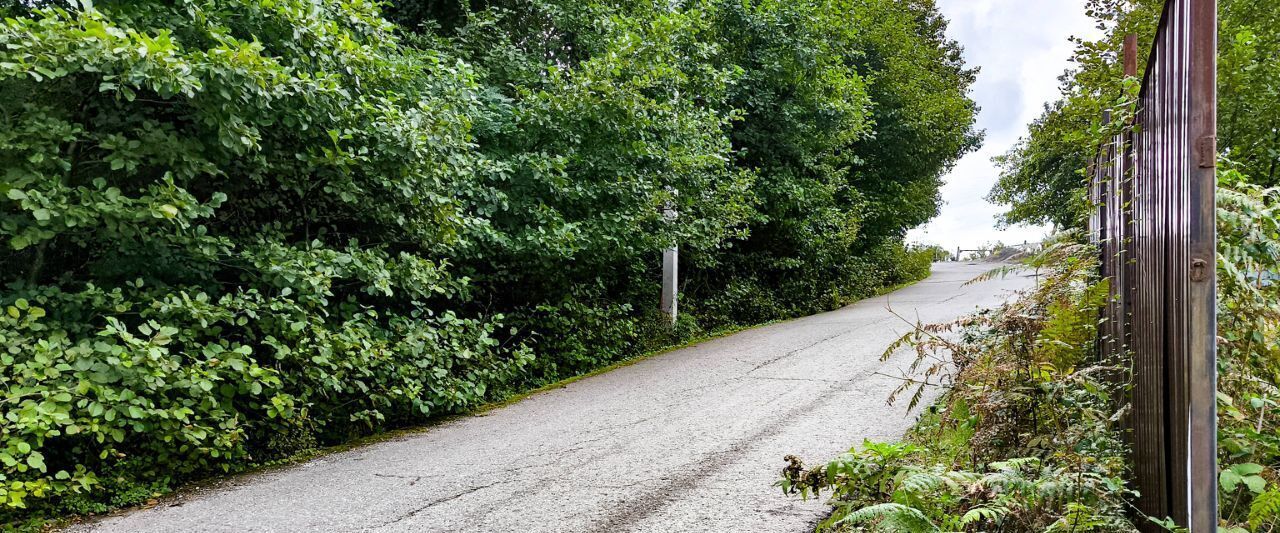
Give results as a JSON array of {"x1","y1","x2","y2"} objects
[
  {"x1": 782, "y1": 241, "x2": 1137, "y2": 531},
  {"x1": 0, "y1": 0, "x2": 976, "y2": 523},
  {"x1": 1216, "y1": 169, "x2": 1280, "y2": 531},
  {"x1": 986, "y1": 101, "x2": 1094, "y2": 229},
  {"x1": 385, "y1": 0, "x2": 978, "y2": 374}
]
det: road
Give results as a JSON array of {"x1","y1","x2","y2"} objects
[{"x1": 70, "y1": 262, "x2": 1035, "y2": 533}]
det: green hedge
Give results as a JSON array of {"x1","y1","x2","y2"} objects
[{"x1": 0, "y1": 0, "x2": 971, "y2": 523}]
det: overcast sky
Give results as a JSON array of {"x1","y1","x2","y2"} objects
[{"x1": 905, "y1": 0, "x2": 1104, "y2": 251}]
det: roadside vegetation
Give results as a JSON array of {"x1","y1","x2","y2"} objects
[
  {"x1": 782, "y1": 176, "x2": 1280, "y2": 531},
  {"x1": 780, "y1": 0, "x2": 1280, "y2": 530},
  {"x1": 0, "y1": 0, "x2": 971, "y2": 527},
  {"x1": 1216, "y1": 170, "x2": 1280, "y2": 531},
  {"x1": 782, "y1": 239, "x2": 1136, "y2": 531}
]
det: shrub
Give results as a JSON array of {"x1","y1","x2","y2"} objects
[
  {"x1": 0, "y1": 0, "x2": 971, "y2": 523},
  {"x1": 0, "y1": 0, "x2": 527, "y2": 518}
]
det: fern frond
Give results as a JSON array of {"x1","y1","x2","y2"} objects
[
  {"x1": 837, "y1": 503, "x2": 941, "y2": 533},
  {"x1": 1250, "y1": 487, "x2": 1280, "y2": 530},
  {"x1": 988, "y1": 457, "x2": 1040, "y2": 471},
  {"x1": 898, "y1": 469, "x2": 947, "y2": 495},
  {"x1": 964, "y1": 264, "x2": 1024, "y2": 286},
  {"x1": 960, "y1": 505, "x2": 1010, "y2": 526},
  {"x1": 1046, "y1": 502, "x2": 1112, "y2": 532},
  {"x1": 881, "y1": 329, "x2": 918, "y2": 362}
]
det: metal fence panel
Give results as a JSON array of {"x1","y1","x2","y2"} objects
[{"x1": 1090, "y1": 0, "x2": 1216, "y2": 528}]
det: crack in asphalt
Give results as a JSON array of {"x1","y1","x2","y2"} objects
[
  {"x1": 373, "y1": 473, "x2": 422, "y2": 486},
  {"x1": 573, "y1": 337, "x2": 921, "y2": 532},
  {"x1": 656, "y1": 318, "x2": 898, "y2": 405},
  {"x1": 519, "y1": 433, "x2": 611, "y2": 462},
  {"x1": 582, "y1": 377, "x2": 864, "y2": 533},
  {"x1": 746, "y1": 329, "x2": 856, "y2": 374},
  {"x1": 371, "y1": 480, "x2": 512, "y2": 529},
  {"x1": 747, "y1": 375, "x2": 847, "y2": 384}
]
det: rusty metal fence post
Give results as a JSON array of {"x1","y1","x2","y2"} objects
[
  {"x1": 1184, "y1": 0, "x2": 1218, "y2": 527},
  {"x1": 1089, "y1": 0, "x2": 1217, "y2": 529}
]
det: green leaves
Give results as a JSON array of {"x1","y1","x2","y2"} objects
[
  {"x1": 1216, "y1": 171, "x2": 1280, "y2": 527},
  {"x1": 989, "y1": 0, "x2": 1280, "y2": 521},
  {"x1": 0, "y1": 0, "x2": 979, "y2": 524},
  {"x1": 1221, "y1": 463, "x2": 1267, "y2": 494},
  {"x1": 0, "y1": 0, "x2": 518, "y2": 521},
  {"x1": 25, "y1": 453, "x2": 45, "y2": 473}
]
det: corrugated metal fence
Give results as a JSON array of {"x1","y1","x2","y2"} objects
[{"x1": 1089, "y1": 0, "x2": 1217, "y2": 529}]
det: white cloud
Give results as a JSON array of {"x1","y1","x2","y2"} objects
[{"x1": 906, "y1": 0, "x2": 1104, "y2": 251}]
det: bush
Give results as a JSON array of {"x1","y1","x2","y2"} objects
[
  {"x1": 0, "y1": 0, "x2": 527, "y2": 518},
  {"x1": 778, "y1": 174, "x2": 1280, "y2": 532},
  {"x1": 0, "y1": 0, "x2": 972, "y2": 523}
]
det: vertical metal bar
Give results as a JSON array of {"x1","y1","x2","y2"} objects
[
  {"x1": 1088, "y1": 157, "x2": 1099, "y2": 245},
  {"x1": 1122, "y1": 35, "x2": 1138, "y2": 380},
  {"x1": 1135, "y1": 3, "x2": 1171, "y2": 524},
  {"x1": 1133, "y1": 8, "x2": 1171, "y2": 520},
  {"x1": 1125, "y1": 35, "x2": 1139, "y2": 79},
  {"x1": 1186, "y1": 0, "x2": 1218, "y2": 528},
  {"x1": 1103, "y1": 132, "x2": 1118, "y2": 358},
  {"x1": 1168, "y1": 5, "x2": 1190, "y2": 520}
]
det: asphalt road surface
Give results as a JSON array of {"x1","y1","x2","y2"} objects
[{"x1": 70, "y1": 262, "x2": 1035, "y2": 533}]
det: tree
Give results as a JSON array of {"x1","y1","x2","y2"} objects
[{"x1": 988, "y1": 101, "x2": 1092, "y2": 229}]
